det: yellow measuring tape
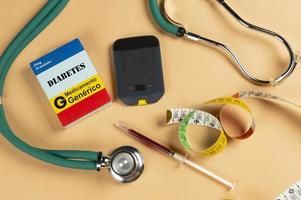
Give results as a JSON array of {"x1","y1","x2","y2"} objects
[{"x1": 166, "y1": 90, "x2": 299, "y2": 156}]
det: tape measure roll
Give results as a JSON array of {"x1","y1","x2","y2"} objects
[
  {"x1": 166, "y1": 90, "x2": 299, "y2": 156},
  {"x1": 166, "y1": 108, "x2": 228, "y2": 155},
  {"x1": 166, "y1": 97, "x2": 255, "y2": 156}
]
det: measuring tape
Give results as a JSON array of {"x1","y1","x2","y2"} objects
[
  {"x1": 166, "y1": 90, "x2": 300, "y2": 156},
  {"x1": 275, "y1": 179, "x2": 301, "y2": 200}
]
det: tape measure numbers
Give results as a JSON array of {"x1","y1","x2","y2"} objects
[
  {"x1": 166, "y1": 90, "x2": 299, "y2": 156},
  {"x1": 275, "y1": 179, "x2": 301, "y2": 200}
]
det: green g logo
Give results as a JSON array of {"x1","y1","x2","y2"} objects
[{"x1": 54, "y1": 96, "x2": 67, "y2": 109}]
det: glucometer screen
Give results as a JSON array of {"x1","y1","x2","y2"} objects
[
  {"x1": 113, "y1": 35, "x2": 165, "y2": 105},
  {"x1": 121, "y1": 48, "x2": 156, "y2": 89}
]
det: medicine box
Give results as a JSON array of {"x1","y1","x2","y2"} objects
[{"x1": 30, "y1": 38, "x2": 111, "y2": 127}]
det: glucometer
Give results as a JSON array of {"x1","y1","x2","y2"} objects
[{"x1": 113, "y1": 35, "x2": 165, "y2": 106}]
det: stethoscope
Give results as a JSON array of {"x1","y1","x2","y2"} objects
[
  {"x1": 0, "y1": 0, "x2": 299, "y2": 185},
  {"x1": 148, "y1": 0, "x2": 299, "y2": 86},
  {"x1": 0, "y1": 0, "x2": 143, "y2": 184}
]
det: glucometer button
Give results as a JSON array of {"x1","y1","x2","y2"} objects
[
  {"x1": 135, "y1": 84, "x2": 146, "y2": 91},
  {"x1": 138, "y1": 99, "x2": 147, "y2": 106}
]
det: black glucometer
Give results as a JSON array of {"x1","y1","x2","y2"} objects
[{"x1": 113, "y1": 35, "x2": 165, "y2": 106}]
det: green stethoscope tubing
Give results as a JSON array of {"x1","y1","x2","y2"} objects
[
  {"x1": 148, "y1": 0, "x2": 183, "y2": 36},
  {"x1": 0, "y1": 0, "x2": 100, "y2": 170}
]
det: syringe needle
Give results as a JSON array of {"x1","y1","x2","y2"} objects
[
  {"x1": 114, "y1": 121, "x2": 236, "y2": 190},
  {"x1": 172, "y1": 152, "x2": 236, "y2": 190}
]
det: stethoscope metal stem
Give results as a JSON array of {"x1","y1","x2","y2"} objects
[
  {"x1": 159, "y1": 0, "x2": 299, "y2": 86},
  {"x1": 216, "y1": 0, "x2": 299, "y2": 86},
  {"x1": 184, "y1": 31, "x2": 297, "y2": 86}
]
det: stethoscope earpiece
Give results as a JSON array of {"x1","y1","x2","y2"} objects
[{"x1": 108, "y1": 146, "x2": 144, "y2": 183}]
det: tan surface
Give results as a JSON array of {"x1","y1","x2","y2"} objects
[{"x1": 1, "y1": 0, "x2": 301, "y2": 199}]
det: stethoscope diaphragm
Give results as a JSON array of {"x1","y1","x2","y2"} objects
[{"x1": 108, "y1": 146, "x2": 144, "y2": 183}]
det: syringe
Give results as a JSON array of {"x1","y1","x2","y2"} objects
[{"x1": 114, "y1": 121, "x2": 236, "y2": 190}]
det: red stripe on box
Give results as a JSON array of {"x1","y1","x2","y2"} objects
[{"x1": 57, "y1": 89, "x2": 111, "y2": 127}]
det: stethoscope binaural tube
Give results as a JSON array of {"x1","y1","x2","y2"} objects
[
  {"x1": 148, "y1": 0, "x2": 299, "y2": 86},
  {"x1": 0, "y1": 0, "x2": 144, "y2": 182},
  {"x1": 148, "y1": 0, "x2": 184, "y2": 36}
]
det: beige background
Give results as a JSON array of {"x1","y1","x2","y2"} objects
[{"x1": 1, "y1": 0, "x2": 301, "y2": 199}]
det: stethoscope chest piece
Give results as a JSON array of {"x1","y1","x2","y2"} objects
[{"x1": 109, "y1": 146, "x2": 144, "y2": 183}]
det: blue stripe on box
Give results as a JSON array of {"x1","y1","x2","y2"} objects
[{"x1": 30, "y1": 38, "x2": 84, "y2": 75}]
